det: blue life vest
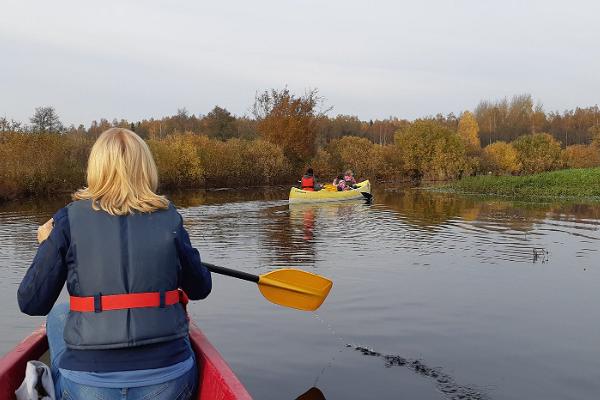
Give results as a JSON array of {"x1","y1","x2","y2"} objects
[{"x1": 64, "y1": 200, "x2": 188, "y2": 350}]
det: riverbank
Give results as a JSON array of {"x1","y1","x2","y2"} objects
[{"x1": 437, "y1": 168, "x2": 600, "y2": 200}]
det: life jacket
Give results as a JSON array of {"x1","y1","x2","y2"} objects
[
  {"x1": 336, "y1": 180, "x2": 347, "y2": 191},
  {"x1": 301, "y1": 175, "x2": 315, "y2": 191},
  {"x1": 64, "y1": 200, "x2": 189, "y2": 350}
]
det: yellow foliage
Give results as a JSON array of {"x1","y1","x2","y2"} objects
[
  {"x1": 320, "y1": 136, "x2": 404, "y2": 182},
  {"x1": 512, "y1": 133, "x2": 562, "y2": 174},
  {"x1": 457, "y1": 111, "x2": 480, "y2": 152},
  {"x1": 562, "y1": 145, "x2": 600, "y2": 168},
  {"x1": 327, "y1": 136, "x2": 374, "y2": 177},
  {"x1": 395, "y1": 121, "x2": 469, "y2": 180},
  {"x1": 482, "y1": 141, "x2": 521, "y2": 175},
  {"x1": 310, "y1": 149, "x2": 337, "y2": 181},
  {"x1": 0, "y1": 132, "x2": 91, "y2": 199},
  {"x1": 148, "y1": 134, "x2": 203, "y2": 188},
  {"x1": 368, "y1": 145, "x2": 404, "y2": 181}
]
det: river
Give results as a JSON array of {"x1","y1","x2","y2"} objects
[{"x1": 1, "y1": 186, "x2": 599, "y2": 399}]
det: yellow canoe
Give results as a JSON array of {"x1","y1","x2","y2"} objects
[{"x1": 289, "y1": 180, "x2": 371, "y2": 203}]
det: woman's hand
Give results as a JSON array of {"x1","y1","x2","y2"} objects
[{"x1": 37, "y1": 218, "x2": 54, "y2": 244}]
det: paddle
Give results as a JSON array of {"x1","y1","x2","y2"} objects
[
  {"x1": 201, "y1": 262, "x2": 333, "y2": 311},
  {"x1": 296, "y1": 387, "x2": 326, "y2": 400}
]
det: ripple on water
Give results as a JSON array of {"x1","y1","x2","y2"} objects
[{"x1": 2, "y1": 189, "x2": 600, "y2": 399}]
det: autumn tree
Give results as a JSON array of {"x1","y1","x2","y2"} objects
[
  {"x1": 457, "y1": 111, "x2": 480, "y2": 152},
  {"x1": 590, "y1": 125, "x2": 600, "y2": 148},
  {"x1": 204, "y1": 106, "x2": 236, "y2": 140},
  {"x1": 30, "y1": 106, "x2": 63, "y2": 133},
  {"x1": 253, "y1": 88, "x2": 328, "y2": 167},
  {"x1": 512, "y1": 133, "x2": 562, "y2": 174}
]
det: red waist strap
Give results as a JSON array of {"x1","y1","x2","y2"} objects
[{"x1": 70, "y1": 289, "x2": 184, "y2": 312}]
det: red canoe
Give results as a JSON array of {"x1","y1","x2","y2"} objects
[{"x1": 0, "y1": 323, "x2": 252, "y2": 400}]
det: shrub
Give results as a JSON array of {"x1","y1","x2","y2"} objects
[
  {"x1": 562, "y1": 144, "x2": 600, "y2": 168},
  {"x1": 395, "y1": 121, "x2": 469, "y2": 180},
  {"x1": 194, "y1": 136, "x2": 290, "y2": 187},
  {"x1": 482, "y1": 141, "x2": 521, "y2": 175},
  {"x1": 327, "y1": 136, "x2": 375, "y2": 177},
  {"x1": 0, "y1": 132, "x2": 91, "y2": 199},
  {"x1": 148, "y1": 134, "x2": 203, "y2": 188},
  {"x1": 240, "y1": 139, "x2": 289, "y2": 185},
  {"x1": 512, "y1": 133, "x2": 562, "y2": 174},
  {"x1": 310, "y1": 149, "x2": 337, "y2": 182},
  {"x1": 368, "y1": 145, "x2": 404, "y2": 181}
]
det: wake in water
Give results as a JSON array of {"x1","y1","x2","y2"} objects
[
  {"x1": 348, "y1": 344, "x2": 487, "y2": 400},
  {"x1": 313, "y1": 314, "x2": 487, "y2": 399}
]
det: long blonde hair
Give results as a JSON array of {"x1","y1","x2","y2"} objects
[{"x1": 73, "y1": 128, "x2": 169, "y2": 215}]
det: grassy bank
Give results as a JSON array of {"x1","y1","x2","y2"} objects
[{"x1": 440, "y1": 168, "x2": 600, "y2": 200}]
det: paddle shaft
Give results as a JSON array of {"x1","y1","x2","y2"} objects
[{"x1": 201, "y1": 262, "x2": 260, "y2": 283}]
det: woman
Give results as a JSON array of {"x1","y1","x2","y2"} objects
[{"x1": 17, "y1": 128, "x2": 211, "y2": 399}]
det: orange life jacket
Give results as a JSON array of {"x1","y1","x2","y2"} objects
[{"x1": 301, "y1": 175, "x2": 315, "y2": 191}]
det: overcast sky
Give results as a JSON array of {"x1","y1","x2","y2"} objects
[{"x1": 1, "y1": 0, "x2": 599, "y2": 126}]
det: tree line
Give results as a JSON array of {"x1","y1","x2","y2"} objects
[
  {"x1": 1, "y1": 89, "x2": 600, "y2": 201},
  {"x1": 3, "y1": 93, "x2": 599, "y2": 148}
]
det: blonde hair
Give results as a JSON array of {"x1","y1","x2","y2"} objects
[{"x1": 73, "y1": 128, "x2": 169, "y2": 215}]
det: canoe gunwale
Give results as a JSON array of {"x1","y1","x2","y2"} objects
[
  {"x1": 0, "y1": 325, "x2": 47, "y2": 400},
  {"x1": 0, "y1": 323, "x2": 252, "y2": 400}
]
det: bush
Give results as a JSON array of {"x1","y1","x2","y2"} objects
[
  {"x1": 0, "y1": 132, "x2": 91, "y2": 199},
  {"x1": 310, "y1": 149, "x2": 337, "y2": 182},
  {"x1": 368, "y1": 144, "x2": 404, "y2": 181},
  {"x1": 395, "y1": 121, "x2": 469, "y2": 180},
  {"x1": 482, "y1": 141, "x2": 521, "y2": 175},
  {"x1": 327, "y1": 136, "x2": 376, "y2": 177},
  {"x1": 562, "y1": 145, "x2": 600, "y2": 169},
  {"x1": 148, "y1": 134, "x2": 204, "y2": 188},
  {"x1": 313, "y1": 136, "x2": 405, "y2": 182},
  {"x1": 244, "y1": 140, "x2": 290, "y2": 184},
  {"x1": 194, "y1": 136, "x2": 290, "y2": 187},
  {"x1": 512, "y1": 133, "x2": 562, "y2": 174}
]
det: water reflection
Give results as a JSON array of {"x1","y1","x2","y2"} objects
[{"x1": 2, "y1": 187, "x2": 600, "y2": 399}]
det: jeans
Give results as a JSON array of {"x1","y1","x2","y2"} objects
[{"x1": 47, "y1": 303, "x2": 197, "y2": 400}]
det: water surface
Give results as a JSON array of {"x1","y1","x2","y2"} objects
[{"x1": 1, "y1": 187, "x2": 599, "y2": 399}]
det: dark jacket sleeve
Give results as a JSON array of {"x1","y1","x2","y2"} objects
[
  {"x1": 175, "y1": 214, "x2": 212, "y2": 300},
  {"x1": 17, "y1": 207, "x2": 70, "y2": 316}
]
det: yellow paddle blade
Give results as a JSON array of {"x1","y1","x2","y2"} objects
[{"x1": 257, "y1": 269, "x2": 333, "y2": 311}]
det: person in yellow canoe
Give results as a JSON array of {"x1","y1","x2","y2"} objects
[
  {"x1": 332, "y1": 170, "x2": 358, "y2": 191},
  {"x1": 301, "y1": 168, "x2": 321, "y2": 191},
  {"x1": 344, "y1": 169, "x2": 357, "y2": 188},
  {"x1": 332, "y1": 175, "x2": 349, "y2": 191},
  {"x1": 17, "y1": 128, "x2": 211, "y2": 400}
]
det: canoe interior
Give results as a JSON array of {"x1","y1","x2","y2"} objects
[{"x1": 0, "y1": 323, "x2": 252, "y2": 400}]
